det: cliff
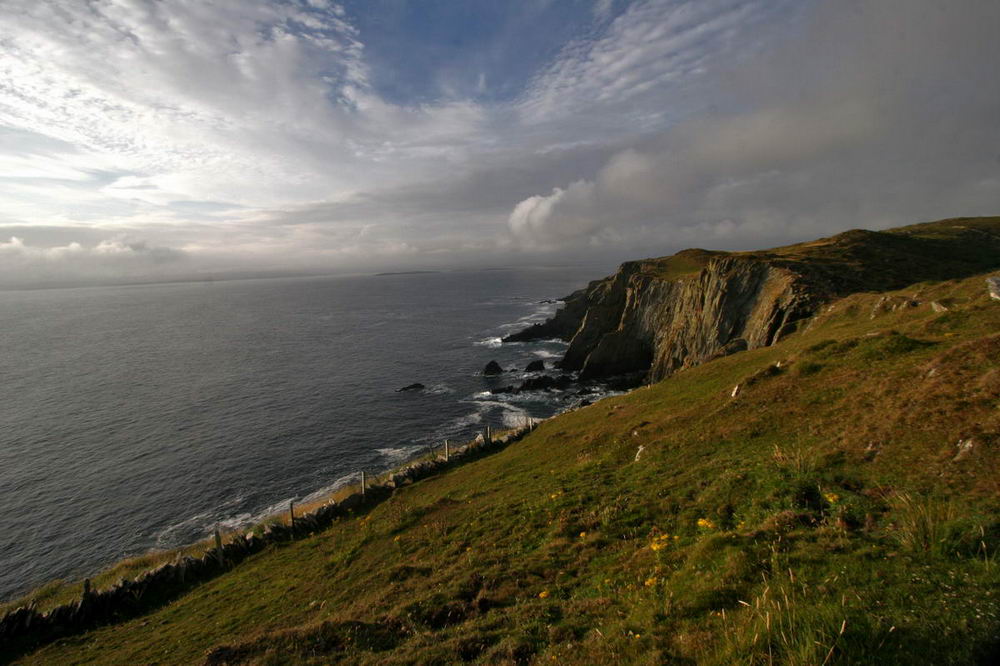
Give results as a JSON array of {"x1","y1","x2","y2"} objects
[{"x1": 507, "y1": 216, "x2": 1000, "y2": 382}]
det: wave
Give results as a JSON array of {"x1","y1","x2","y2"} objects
[
  {"x1": 376, "y1": 446, "x2": 423, "y2": 465},
  {"x1": 464, "y1": 397, "x2": 530, "y2": 429},
  {"x1": 152, "y1": 492, "x2": 254, "y2": 548}
]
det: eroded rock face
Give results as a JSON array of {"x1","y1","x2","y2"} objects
[
  {"x1": 551, "y1": 255, "x2": 817, "y2": 382},
  {"x1": 502, "y1": 291, "x2": 589, "y2": 342}
]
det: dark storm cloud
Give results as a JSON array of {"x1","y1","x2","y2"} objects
[{"x1": 508, "y1": 0, "x2": 1000, "y2": 253}]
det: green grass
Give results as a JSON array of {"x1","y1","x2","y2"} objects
[
  {"x1": 6, "y1": 269, "x2": 1000, "y2": 665},
  {"x1": 642, "y1": 249, "x2": 723, "y2": 281}
]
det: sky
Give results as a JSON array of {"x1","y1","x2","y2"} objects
[{"x1": 1, "y1": 0, "x2": 998, "y2": 287}]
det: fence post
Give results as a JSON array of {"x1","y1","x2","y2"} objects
[
  {"x1": 288, "y1": 502, "x2": 295, "y2": 531},
  {"x1": 214, "y1": 528, "x2": 226, "y2": 566},
  {"x1": 361, "y1": 471, "x2": 366, "y2": 497},
  {"x1": 445, "y1": 439, "x2": 450, "y2": 461},
  {"x1": 82, "y1": 578, "x2": 91, "y2": 600}
]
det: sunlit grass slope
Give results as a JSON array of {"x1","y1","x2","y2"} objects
[{"x1": 12, "y1": 271, "x2": 1000, "y2": 665}]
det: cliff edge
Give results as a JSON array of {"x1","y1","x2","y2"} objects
[{"x1": 506, "y1": 217, "x2": 1000, "y2": 382}]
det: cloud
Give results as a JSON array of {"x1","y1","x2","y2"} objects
[
  {"x1": 508, "y1": 0, "x2": 1000, "y2": 253},
  {"x1": 0, "y1": 235, "x2": 188, "y2": 286},
  {"x1": 2, "y1": 0, "x2": 998, "y2": 285},
  {"x1": 509, "y1": 181, "x2": 600, "y2": 244}
]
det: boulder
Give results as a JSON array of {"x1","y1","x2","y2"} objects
[
  {"x1": 988, "y1": 277, "x2": 1000, "y2": 301},
  {"x1": 396, "y1": 383, "x2": 425, "y2": 392},
  {"x1": 482, "y1": 360, "x2": 504, "y2": 375},
  {"x1": 493, "y1": 374, "x2": 575, "y2": 394},
  {"x1": 954, "y1": 438, "x2": 976, "y2": 462},
  {"x1": 518, "y1": 374, "x2": 574, "y2": 392},
  {"x1": 525, "y1": 360, "x2": 546, "y2": 372}
]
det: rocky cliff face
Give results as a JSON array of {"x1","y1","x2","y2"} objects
[
  {"x1": 506, "y1": 217, "x2": 1000, "y2": 383},
  {"x1": 551, "y1": 254, "x2": 816, "y2": 382}
]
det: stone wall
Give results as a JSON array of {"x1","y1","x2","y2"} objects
[{"x1": 0, "y1": 422, "x2": 538, "y2": 655}]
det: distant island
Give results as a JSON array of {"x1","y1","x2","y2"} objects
[{"x1": 374, "y1": 270, "x2": 441, "y2": 276}]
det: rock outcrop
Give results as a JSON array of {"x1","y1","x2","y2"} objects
[
  {"x1": 482, "y1": 360, "x2": 504, "y2": 376},
  {"x1": 558, "y1": 254, "x2": 816, "y2": 382},
  {"x1": 525, "y1": 360, "x2": 545, "y2": 372},
  {"x1": 506, "y1": 218, "x2": 1000, "y2": 383}
]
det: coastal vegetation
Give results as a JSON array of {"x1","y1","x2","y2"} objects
[{"x1": 3, "y1": 218, "x2": 1000, "y2": 664}]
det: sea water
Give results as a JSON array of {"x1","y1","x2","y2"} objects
[{"x1": 0, "y1": 266, "x2": 605, "y2": 601}]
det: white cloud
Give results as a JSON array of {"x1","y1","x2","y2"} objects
[
  {"x1": 0, "y1": 235, "x2": 188, "y2": 286},
  {"x1": 0, "y1": 0, "x2": 487, "y2": 213},
  {"x1": 593, "y1": 0, "x2": 615, "y2": 20},
  {"x1": 509, "y1": 181, "x2": 600, "y2": 247}
]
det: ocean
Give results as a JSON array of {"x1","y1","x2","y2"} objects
[{"x1": 0, "y1": 266, "x2": 605, "y2": 602}]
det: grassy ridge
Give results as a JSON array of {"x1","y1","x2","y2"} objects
[{"x1": 9, "y1": 271, "x2": 1000, "y2": 664}]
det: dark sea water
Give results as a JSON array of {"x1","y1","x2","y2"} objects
[{"x1": 0, "y1": 266, "x2": 605, "y2": 602}]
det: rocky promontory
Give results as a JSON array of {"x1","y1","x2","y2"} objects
[{"x1": 505, "y1": 217, "x2": 1000, "y2": 383}]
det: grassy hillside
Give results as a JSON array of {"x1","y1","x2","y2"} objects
[
  {"x1": 7, "y1": 271, "x2": 1000, "y2": 664},
  {"x1": 633, "y1": 216, "x2": 1000, "y2": 295}
]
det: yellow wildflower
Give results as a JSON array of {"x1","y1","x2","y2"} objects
[
  {"x1": 579, "y1": 531, "x2": 587, "y2": 538},
  {"x1": 697, "y1": 517, "x2": 716, "y2": 530},
  {"x1": 824, "y1": 492, "x2": 840, "y2": 505},
  {"x1": 644, "y1": 577, "x2": 658, "y2": 587},
  {"x1": 538, "y1": 590, "x2": 550, "y2": 599}
]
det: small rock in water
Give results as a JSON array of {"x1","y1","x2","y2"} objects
[
  {"x1": 482, "y1": 360, "x2": 504, "y2": 375},
  {"x1": 396, "y1": 383, "x2": 426, "y2": 392},
  {"x1": 525, "y1": 359, "x2": 546, "y2": 372}
]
